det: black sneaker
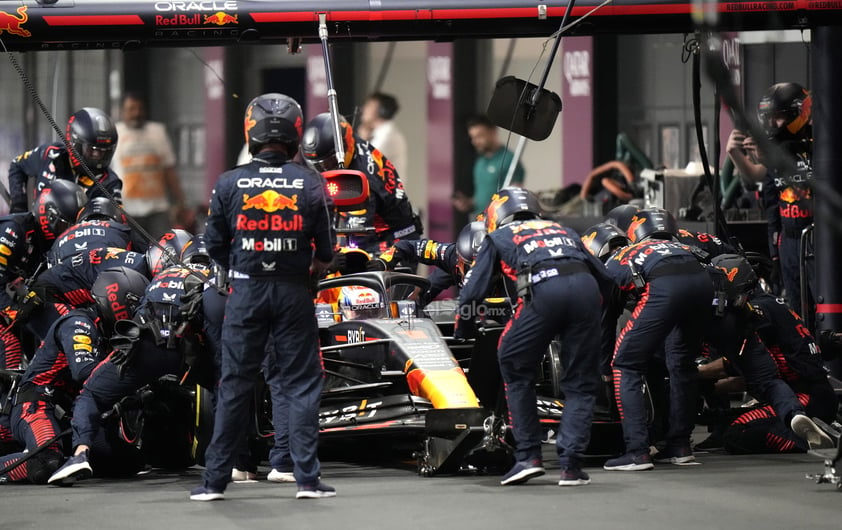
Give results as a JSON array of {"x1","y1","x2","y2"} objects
[
  {"x1": 47, "y1": 450, "x2": 92, "y2": 485},
  {"x1": 603, "y1": 452, "x2": 654, "y2": 471},
  {"x1": 500, "y1": 459, "x2": 545, "y2": 485},
  {"x1": 693, "y1": 433, "x2": 724, "y2": 452},
  {"x1": 653, "y1": 445, "x2": 695, "y2": 464},
  {"x1": 296, "y1": 481, "x2": 336, "y2": 499},
  {"x1": 558, "y1": 468, "x2": 591, "y2": 486},
  {"x1": 190, "y1": 485, "x2": 225, "y2": 501},
  {"x1": 791, "y1": 414, "x2": 835, "y2": 450}
]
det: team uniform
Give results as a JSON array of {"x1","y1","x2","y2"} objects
[
  {"x1": 31, "y1": 248, "x2": 147, "y2": 308},
  {"x1": 340, "y1": 138, "x2": 421, "y2": 253},
  {"x1": 604, "y1": 239, "x2": 713, "y2": 469},
  {"x1": 719, "y1": 294, "x2": 835, "y2": 453},
  {"x1": 0, "y1": 307, "x2": 102, "y2": 483},
  {"x1": 200, "y1": 149, "x2": 334, "y2": 494},
  {"x1": 47, "y1": 220, "x2": 144, "y2": 267},
  {"x1": 457, "y1": 217, "x2": 606, "y2": 484},
  {"x1": 7, "y1": 143, "x2": 122, "y2": 214},
  {"x1": 762, "y1": 150, "x2": 812, "y2": 311}
]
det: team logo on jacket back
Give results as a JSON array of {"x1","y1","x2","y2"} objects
[{"x1": 242, "y1": 190, "x2": 298, "y2": 212}]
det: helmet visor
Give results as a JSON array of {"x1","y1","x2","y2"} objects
[{"x1": 306, "y1": 154, "x2": 339, "y2": 173}]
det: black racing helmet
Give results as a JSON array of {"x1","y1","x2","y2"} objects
[
  {"x1": 146, "y1": 229, "x2": 193, "y2": 277},
  {"x1": 455, "y1": 221, "x2": 487, "y2": 281},
  {"x1": 604, "y1": 204, "x2": 641, "y2": 233},
  {"x1": 627, "y1": 207, "x2": 678, "y2": 243},
  {"x1": 34, "y1": 180, "x2": 89, "y2": 242},
  {"x1": 581, "y1": 222, "x2": 630, "y2": 262},
  {"x1": 484, "y1": 187, "x2": 542, "y2": 233},
  {"x1": 757, "y1": 82, "x2": 812, "y2": 143},
  {"x1": 77, "y1": 196, "x2": 127, "y2": 224},
  {"x1": 66, "y1": 107, "x2": 118, "y2": 172},
  {"x1": 710, "y1": 254, "x2": 758, "y2": 308},
  {"x1": 244, "y1": 93, "x2": 304, "y2": 155},
  {"x1": 180, "y1": 234, "x2": 211, "y2": 269},
  {"x1": 300, "y1": 112, "x2": 356, "y2": 172},
  {"x1": 140, "y1": 266, "x2": 209, "y2": 346},
  {"x1": 91, "y1": 267, "x2": 150, "y2": 332}
]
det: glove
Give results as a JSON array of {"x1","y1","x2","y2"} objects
[
  {"x1": 366, "y1": 258, "x2": 388, "y2": 272},
  {"x1": 15, "y1": 290, "x2": 43, "y2": 324},
  {"x1": 179, "y1": 278, "x2": 205, "y2": 325},
  {"x1": 109, "y1": 319, "x2": 142, "y2": 377},
  {"x1": 453, "y1": 314, "x2": 477, "y2": 342},
  {"x1": 769, "y1": 257, "x2": 781, "y2": 292},
  {"x1": 329, "y1": 252, "x2": 348, "y2": 274}
]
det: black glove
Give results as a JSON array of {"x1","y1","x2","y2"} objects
[
  {"x1": 179, "y1": 278, "x2": 205, "y2": 325},
  {"x1": 453, "y1": 314, "x2": 477, "y2": 342},
  {"x1": 769, "y1": 257, "x2": 782, "y2": 292},
  {"x1": 109, "y1": 319, "x2": 142, "y2": 377},
  {"x1": 366, "y1": 258, "x2": 388, "y2": 272},
  {"x1": 15, "y1": 290, "x2": 43, "y2": 324},
  {"x1": 329, "y1": 252, "x2": 348, "y2": 274}
]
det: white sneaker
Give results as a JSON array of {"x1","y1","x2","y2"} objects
[
  {"x1": 791, "y1": 414, "x2": 835, "y2": 450},
  {"x1": 267, "y1": 469, "x2": 296, "y2": 483},
  {"x1": 231, "y1": 468, "x2": 257, "y2": 483}
]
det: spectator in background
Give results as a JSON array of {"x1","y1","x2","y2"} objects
[
  {"x1": 452, "y1": 115, "x2": 525, "y2": 220},
  {"x1": 111, "y1": 92, "x2": 186, "y2": 239},
  {"x1": 359, "y1": 92, "x2": 408, "y2": 180}
]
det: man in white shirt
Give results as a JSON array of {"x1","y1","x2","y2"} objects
[
  {"x1": 360, "y1": 92, "x2": 408, "y2": 181},
  {"x1": 111, "y1": 92, "x2": 186, "y2": 239}
]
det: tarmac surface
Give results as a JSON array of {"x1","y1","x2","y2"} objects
[{"x1": 1, "y1": 442, "x2": 840, "y2": 530}]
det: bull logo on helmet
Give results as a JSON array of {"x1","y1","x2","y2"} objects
[{"x1": 485, "y1": 194, "x2": 509, "y2": 232}]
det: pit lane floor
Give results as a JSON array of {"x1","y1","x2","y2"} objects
[{"x1": 1, "y1": 445, "x2": 839, "y2": 530}]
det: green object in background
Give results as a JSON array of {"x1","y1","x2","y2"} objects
[{"x1": 472, "y1": 146, "x2": 524, "y2": 218}]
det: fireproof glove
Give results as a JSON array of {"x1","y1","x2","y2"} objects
[
  {"x1": 453, "y1": 314, "x2": 477, "y2": 342},
  {"x1": 365, "y1": 258, "x2": 388, "y2": 272}
]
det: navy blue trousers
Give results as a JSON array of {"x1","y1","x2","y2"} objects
[
  {"x1": 497, "y1": 272, "x2": 601, "y2": 467},
  {"x1": 612, "y1": 272, "x2": 713, "y2": 455},
  {"x1": 201, "y1": 279, "x2": 323, "y2": 490}
]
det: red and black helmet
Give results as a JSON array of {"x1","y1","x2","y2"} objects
[
  {"x1": 455, "y1": 221, "x2": 487, "y2": 281},
  {"x1": 300, "y1": 112, "x2": 356, "y2": 172},
  {"x1": 66, "y1": 107, "x2": 118, "y2": 172},
  {"x1": 484, "y1": 187, "x2": 542, "y2": 233},
  {"x1": 710, "y1": 253, "x2": 757, "y2": 308},
  {"x1": 244, "y1": 93, "x2": 304, "y2": 155},
  {"x1": 626, "y1": 207, "x2": 678, "y2": 243},
  {"x1": 604, "y1": 204, "x2": 641, "y2": 233},
  {"x1": 757, "y1": 82, "x2": 812, "y2": 143},
  {"x1": 146, "y1": 229, "x2": 193, "y2": 277},
  {"x1": 91, "y1": 266, "x2": 150, "y2": 332},
  {"x1": 581, "y1": 222, "x2": 630, "y2": 262},
  {"x1": 34, "y1": 179, "x2": 88, "y2": 242},
  {"x1": 77, "y1": 197, "x2": 127, "y2": 224}
]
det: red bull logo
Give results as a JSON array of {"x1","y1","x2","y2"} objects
[
  {"x1": 485, "y1": 194, "x2": 509, "y2": 232},
  {"x1": 718, "y1": 267, "x2": 739, "y2": 282},
  {"x1": 581, "y1": 232, "x2": 597, "y2": 254},
  {"x1": 779, "y1": 186, "x2": 810, "y2": 204},
  {"x1": 779, "y1": 187, "x2": 799, "y2": 204},
  {"x1": 204, "y1": 11, "x2": 238, "y2": 25},
  {"x1": 0, "y1": 6, "x2": 30, "y2": 38},
  {"x1": 242, "y1": 190, "x2": 298, "y2": 213},
  {"x1": 236, "y1": 214, "x2": 303, "y2": 232},
  {"x1": 244, "y1": 105, "x2": 257, "y2": 141},
  {"x1": 627, "y1": 215, "x2": 646, "y2": 241}
]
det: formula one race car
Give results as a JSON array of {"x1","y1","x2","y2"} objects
[
  {"x1": 307, "y1": 270, "x2": 626, "y2": 475},
  {"x1": 309, "y1": 270, "x2": 517, "y2": 475}
]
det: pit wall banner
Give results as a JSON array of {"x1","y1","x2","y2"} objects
[
  {"x1": 426, "y1": 42, "x2": 454, "y2": 244},
  {"x1": 561, "y1": 36, "x2": 593, "y2": 185}
]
